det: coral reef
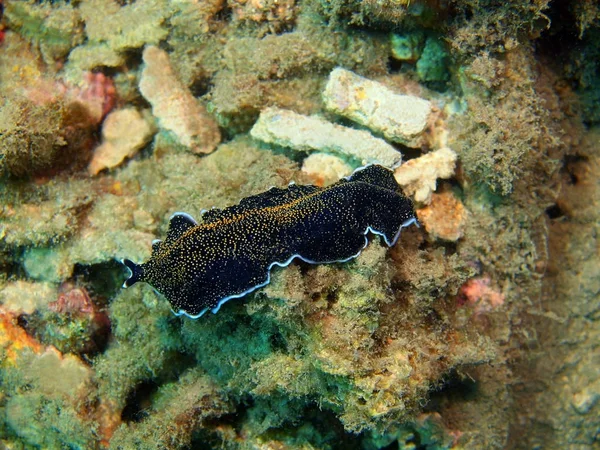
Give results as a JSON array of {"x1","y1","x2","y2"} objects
[
  {"x1": 0, "y1": 0, "x2": 598, "y2": 448},
  {"x1": 208, "y1": 18, "x2": 390, "y2": 132}
]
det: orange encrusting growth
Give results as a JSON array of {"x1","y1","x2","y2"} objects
[{"x1": 0, "y1": 308, "x2": 44, "y2": 365}]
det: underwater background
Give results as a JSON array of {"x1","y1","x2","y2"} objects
[{"x1": 0, "y1": 0, "x2": 599, "y2": 448}]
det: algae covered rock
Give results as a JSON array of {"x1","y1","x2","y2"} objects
[
  {"x1": 67, "y1": 0, "x2": 170, "y2": 71},
  {"x1": 3, "y1": 0, "x2": 84, "y2": 64},
  {"x1": 391, "y1": 31, "x2": 425, "y2": 62},
  {"x1": 0, "y1": 95, "x2": 97, "y2": 177},
  {"x1": 416, "y1": 36, "x2": 451, "y2": 85}
]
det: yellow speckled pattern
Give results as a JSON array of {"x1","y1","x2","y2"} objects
[{"x1": 123, "y1": 165, "x2": 415, "y2": 318}]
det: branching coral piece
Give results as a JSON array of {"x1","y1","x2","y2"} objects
[{"x1": 394, "y1": 147, "x2": 457, "y2": 203}]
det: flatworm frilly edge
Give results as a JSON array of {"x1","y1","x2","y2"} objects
[{"x1": 122, "y1": 164, "x2": 417, "y2": 318}]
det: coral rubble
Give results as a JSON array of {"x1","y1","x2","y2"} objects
[
  {"x1": 251, "y1": 107, "x2": 402, "y2": 167},
  {"x1": 88, "y1": 107, "x2": 156, "y2": 175},
  {"x1": 323, "y1": 67, "x2": 432, "y2": 147},
  {"x1": 301, "y1": 153, "x2": 353, "y2": 186},
  {"x1": 140, "y1": 46, "x2": 221, "y2": 154},
  {"x1": 394, "y1": 147, "x2": 458, "y2": 204},
  {"x1": 416, "y1": 190, "x2": 467, "y2": 241}
]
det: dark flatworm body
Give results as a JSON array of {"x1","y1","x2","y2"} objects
[{"x1": 122, "y1": 165, "x2": 416, "y2": 318}]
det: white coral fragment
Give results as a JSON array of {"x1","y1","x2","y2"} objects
[
  {"x1": 301, "y1": 153, "x2": 353, "y2": 186},
  {"x1": 139, "y1": 46, "x2": 221, "y2": 154},
  {"x1": 250, "y1": 107, "x2": 402, "y2": 167},
  {"x1": 323, "y1": 67, "x2": 432, "y2": 147},
  {"x1": 394, "y1": 147, "x2": 457, "y2": 203},
  {"x1": 88, "y1": 108, "x2": 156, "y2": 175}
]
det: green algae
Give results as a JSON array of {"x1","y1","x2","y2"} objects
[
  {"x1": 0, "y1": 96, "x2": 96, "y2": 178},
  {"x1": 416, "y1": 36, "x2": 450, "y2": 85},
  {"x1": 391, "y1": 31, "x2": 425, "y2": 62},
  {"x1": 4, "y1": 1, "x2": 84, "y2": 63},
  {"x1": 94, "y1": 286, "x2": 176, "y2": 408},
  {"x1": 108, "y1": 368, "x2": 232, "y2": 450},
  {"x1": 1, "y1": 349, "x2": 98, "y2": 449}
]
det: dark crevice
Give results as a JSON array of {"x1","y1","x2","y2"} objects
[
  {"x1": 190, "y1": 77, "x2": 213, "y2": 98},
  {"x1": 72, "y1": 260, "x2": 125, "y2": 306},
  {"x1": 381, "y1": 441, "x2": 400, "y2": 450},
  {"x1": 214, "y1": 4, "x2": 233, "y2": 23},
  {"x1": 545, "y1": 204, "x2": 565, "y2": 219},
  {"x1": 121, "y1": 380, "x2": 159, "y2": 423},
  {"x1": 387, "y1": 56, "x2": 405, "y2": 74},
  {"x1": 269, "y1": 331, "x2": 288, "y2": 353},
  {"x1": 562, "y1": 154, "x2": 589, "y2": 185},
  {"x1": 394, "y1": 143, "x2": 421, "y2": 161},
  {"x1": 426, "y1": 368, "x2": 479, "y2": 411}
]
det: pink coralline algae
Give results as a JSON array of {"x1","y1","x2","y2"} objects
[
  {"x1": 26, "y1": 72, "x2": 116, "y2": 125},
  {"x1": 49, "y1": 283, "x2": 97, "y2": 316},
  {"x1": 457, "y1": 276, "x2": 505, "y2": 313},
  {"x1": 46, "y1": 283, "x2": 111, "y2": 352},
  {"x1": 60, "y1": 72, "x2": 117, "y2": 124},
  {"x1": 76, "y1": 72, "x2": 117, "y2": 121},
  {"x1": 49, "y1": 283, "x2": 109, "y2": 328}
]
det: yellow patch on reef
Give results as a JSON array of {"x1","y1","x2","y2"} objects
[
  {"x1": 0, "y1": 309, "x2": 44, "y2": 365},
  {"x1": 110, "y1": 181, "x2": 123, "y2": 196},
  {"x1": 355, "y1": 87, "x2": 367, "y2": 101},
  {"x1": 10, "y1": 64, "x2": 41, "y2": 83}
]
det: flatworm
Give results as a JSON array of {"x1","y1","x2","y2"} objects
[{"x1": 122, "y1": 165, "x2": 416, "y2": 318}]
